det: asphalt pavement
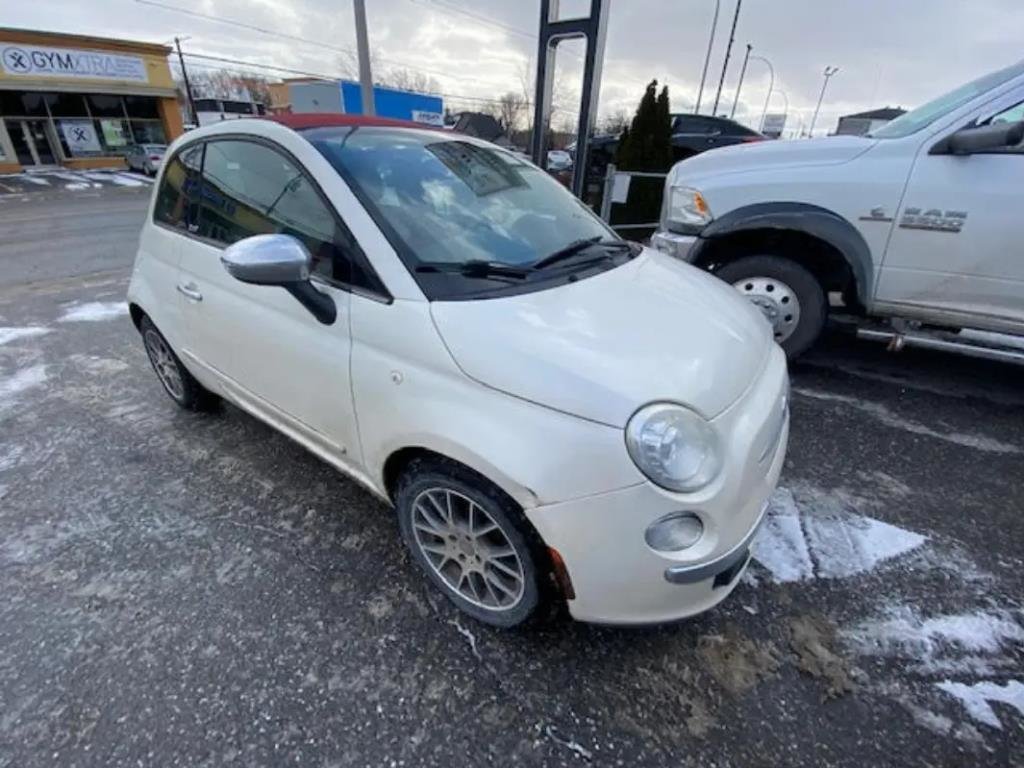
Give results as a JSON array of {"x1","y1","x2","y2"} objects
[{"x1": 0, "y1": 183, "x2": 1021, "y2": 767}]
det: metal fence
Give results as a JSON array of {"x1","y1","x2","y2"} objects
[{"x1": 597, "y1": 163, "x2": 667, "y2": 231}]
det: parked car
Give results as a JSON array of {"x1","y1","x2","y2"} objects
[
  {"x1": 127, "y1": 114, "x2": 789, "y2": 627},
  {"x1": 653, "y1": 60, "x2": 1024, "y2": 362},
  {"x1": 546, "y1": 149, "x2": 573, "y2": 172},
  {"x1": 585, "y1": 113, "x2": 766, "y2": 169},
  {"x1": 124, "y1": 143, "x2": 166, "y2": 175}
]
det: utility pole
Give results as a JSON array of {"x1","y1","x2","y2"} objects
[
  {"x1": 729, "y1": 43, "x2": 752, "y2": 119},
  {"x1": 809, "y1": 65, "x2": 839, "y2": 137},
  {"x1": 353, "y1": 0, "x2": 375, "y2": 116},
  {"x1": 694, "y1": 0, "x2": 720, "y2": 114},
  {"x1": 174, "y1": 37, "x2": 197, "y2": 126},
  {"x1": 711, "y1": 0, "x2": 742, "y2": 116}
]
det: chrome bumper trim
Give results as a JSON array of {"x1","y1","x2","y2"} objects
[{"x1": 651, "y1": 230, "x2": 699, "y2": 262}]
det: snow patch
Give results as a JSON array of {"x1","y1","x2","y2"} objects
[
  {"x1": 0, "y1": 364, "x2": 47, "y2": 411},
  {"x1": 20, "y1": 175, "x2": 50, "y2": 186},
  {"x1": 82, "y1": 171, "x2": 144, "y2": 187},
  {"x1": 0, "y1": 326, "x2": 50, "y2": 346},
  {"x1": 937, "y1": 680, "x2": 1024, "y2": 729},
  {"x1": 843, "y1": 605, "x2": 1024, "y2": 676},
  {"x1": 64, "y1": 183, "x2": 92, "y2": 191},
  {"x1": 794, "y1": 387, "x2": 1022, "y2": 455},
  {"x1": 0, "y1": 444, "x2": 23, "y2": 472},
  {"x1": 69, "y1": 354, "x2": 130, "y2": 375},
  {"x1": 58, "y1": 301, "x2": 128, "y2": 323},
  {"x1": 752, "y1": 487, "x2": 926, "y2": 583}
]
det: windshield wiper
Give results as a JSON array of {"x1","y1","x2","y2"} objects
[
  {"x1": 416, "y1": 259, "x2": 531, "y2": 279},
  {"x1": 530, "y1": 236, "x2": 633, "y2": 270}
]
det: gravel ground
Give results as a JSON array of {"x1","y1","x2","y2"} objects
[{"x1": 0, "y1": 186, "x2": 1021, "y2": 767}]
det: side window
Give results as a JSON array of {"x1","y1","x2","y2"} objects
[
  {"x1": 153, "y1": 143, "x2": 203, "y2": 230},
  {"x1": 197, "y1": 139, "x2": 357, "y2": 285},
  {"x1": 979, "y1": 99, "x2": 1024, "y2": 154}
]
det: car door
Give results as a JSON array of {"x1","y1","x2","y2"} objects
[
  {"x1": 875, "y1": 89, "x2": 1024, "y2": 328},
  {"x1": 178, "y1": 136, "x2": 363, "y2": 464}
]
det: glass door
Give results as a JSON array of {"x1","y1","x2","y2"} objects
[
  {"x1": 25, "y1": 120, "x2": 57, "y2": 165},
  {"x1": 4, "y1": 120, "x2": 35, "y2": 165}
]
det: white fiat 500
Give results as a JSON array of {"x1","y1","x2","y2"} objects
[{"x1": 127, "y1": 114, "x2": 789, "y2": 627}]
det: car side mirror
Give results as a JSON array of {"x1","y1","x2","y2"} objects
[
  {"x1": 933, "y1": 120, "x2": 1024, "y2": 155},
  {"x1": 221, "y1": 234, "x2": 336, "y2": 325}
]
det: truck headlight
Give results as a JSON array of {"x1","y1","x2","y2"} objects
[
  {"x1": 625, "y1": 403, "x2": 722, "y2": 492},
  {"x1": 666, "y1": 186, "x2": 713, "y2": 232}
]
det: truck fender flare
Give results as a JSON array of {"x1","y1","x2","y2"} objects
[{"x1": 692, "y1": 201, "x2": 874, "y2": 305}]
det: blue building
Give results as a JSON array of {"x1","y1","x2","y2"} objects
[{"x1": 284, "y1": 79, "x2": 443, "y2": 126}]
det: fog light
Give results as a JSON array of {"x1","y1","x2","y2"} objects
[{"x1": 645, "y1": 512, "x2": 704, "y2": 552}]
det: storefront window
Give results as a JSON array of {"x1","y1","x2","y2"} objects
[
  {"x1": 0, "y1": 92, "x2": 49, "y2": 117},
  {"x1": 56, "y1": 119, "x2": 104, "y2": 157},
  {"x1": 98, "y1": 118, "x2": 132, "y2": 151},
  {"x1": 124, "y1": 96, "x2": 160, "y2": 119},
  {"x1": 87, "y1": 94, "x2": 125, "y2": 117},
  {"x1": 45, "y1": 93, "x2": 89, "y2": 117},
  {"x1": 130, "y1": 120, "x2": 166, "y2": 144}
]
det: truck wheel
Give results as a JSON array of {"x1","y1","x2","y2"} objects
[{"x1": 716, "y1": 255, "x2": 826, "y2": 359}]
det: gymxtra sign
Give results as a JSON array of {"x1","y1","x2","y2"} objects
[{"x1": 0, "y1": 43, "x2": 147, "y2": 83}]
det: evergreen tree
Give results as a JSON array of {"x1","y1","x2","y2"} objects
[
  {"x1": 615, "y1": 80, "x2": 672, "y2": 173},
  {"x1": 612, "y1": 80, "x2": 673, "y2": 230}
]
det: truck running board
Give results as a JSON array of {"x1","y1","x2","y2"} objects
[{"x1": 857, "y1": 327, "x2": 1024, "y2": 365}]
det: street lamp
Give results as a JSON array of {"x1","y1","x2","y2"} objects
[
  {"x1": 729, "y1": 43, "x2": 753, "y2": 119},
  {"x1": 694, "y1": 0, "x2": 720, "y2": 115},
  {"x1": 808, "y1": 65, "x2": 839, "y2": 137},
  {"x1": 750, "y1": 55, "x2": 774, "y2": 130}
]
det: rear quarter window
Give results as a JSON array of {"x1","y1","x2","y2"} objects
[{"x1": 153, "y1": 144, "x2": 203, "y2": 230}]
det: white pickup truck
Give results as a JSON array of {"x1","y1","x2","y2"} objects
[{"x1": 652, "y1": 60, "x2": 1024, "y2": 363}]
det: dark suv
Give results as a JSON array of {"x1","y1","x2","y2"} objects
[
  {"x1": 585, "y1": 113, "x2": 766, "y2": 169},
  {"x1": 667, "y1": 113, "x2": 766, "y2": 160}
]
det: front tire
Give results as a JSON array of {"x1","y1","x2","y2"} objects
[
  {"x1": 395, "y1": 457, "x2": 547, "y2": 628},
  {"x1": 715, "y1": 255, "x2": 826, "y2": 359},
  {"x1": 139, "y1": 316, "x2": 218, "y2": 410}
]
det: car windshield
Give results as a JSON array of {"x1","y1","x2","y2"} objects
[
  {"x1": 870, "y1": 60, "x2": 1024, "y2": 139},
  {"x1": 307, "y1": 127, "x2": 619, "y2": 297}
]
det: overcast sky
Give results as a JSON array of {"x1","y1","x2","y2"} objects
[{"x1": 4, "y1": 0, "x2": 1023, "y2": 136}]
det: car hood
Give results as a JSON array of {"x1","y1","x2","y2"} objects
[
  {"x1": 430, "y1": 250, "x2": 772, "y2": 427},
  {"x1": 670, "y1": 135, "x2": 876, "y2": 182}
]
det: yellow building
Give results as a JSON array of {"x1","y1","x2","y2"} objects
[{"x1": 0, "y1": 28, "x2": 183, "y2": 173}]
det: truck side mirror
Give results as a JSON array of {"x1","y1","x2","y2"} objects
[{"x1": 932, "y1": 120, "x2": 1024, "y2": 155}]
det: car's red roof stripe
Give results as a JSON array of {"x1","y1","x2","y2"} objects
[{"x1": 265, "y1": 113, "x2": 441, "y2": 131}]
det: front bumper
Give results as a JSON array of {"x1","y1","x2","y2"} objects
[
  {"x1": 524, "y1": 345, "x2": 788, "y2": 625},
  {"x1": 651, "y1": 229, "x2": 700, "y2": 262}
]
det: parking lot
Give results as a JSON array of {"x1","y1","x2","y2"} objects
[{"x1": 1, "y1": 183, "x2": 1022, "y2": 767}]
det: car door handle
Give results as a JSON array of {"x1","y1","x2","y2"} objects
[{"x1": 177, "y1": 283, "x2": 203, "y2": 302}]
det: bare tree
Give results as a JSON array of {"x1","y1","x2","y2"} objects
[
  {"x1": 599, "y1": 108, "x2": 631, "y2": 136},
  {"x1": 380, "y1": 67, "x2": 441, "y2": 95},
  {"x1": 494, "y1": 91, "x2": 527, "y2": 132}
]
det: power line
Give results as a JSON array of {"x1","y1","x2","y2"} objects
[
  {"x1": 177, "y1": 51, "x2": 571, "y2": 112},
  {"x1": 407, "y1": 0, "x2": 535, "y2": 39},
  {"x1": 134, "y1": 0, "x2": 512, "y2": 88}
]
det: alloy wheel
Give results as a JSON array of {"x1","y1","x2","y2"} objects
[
  {"x1": 143, "y1": 329, "x2": 185, "y2": 401},
  {"x1": 411, "y1": 487, "x2": 525, "y2": 611}
]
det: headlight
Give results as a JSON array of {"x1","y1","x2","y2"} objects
[
  {"x1": 666, "y1": 186, "x2": 713, "y2": 232},
  {"x1": 625, "y1": 403, "x2": 722, "y2": 492}
]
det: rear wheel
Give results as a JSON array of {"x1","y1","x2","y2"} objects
[
  {"x1": 716, "y1": 255, "x2": 826, "y2": 359},
  {"x1": 139, "y1": 316, "x2": 218, "y2": 410},
  {"x1": 395, "y1": 457, "x2": 547, "y2": 628}
]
